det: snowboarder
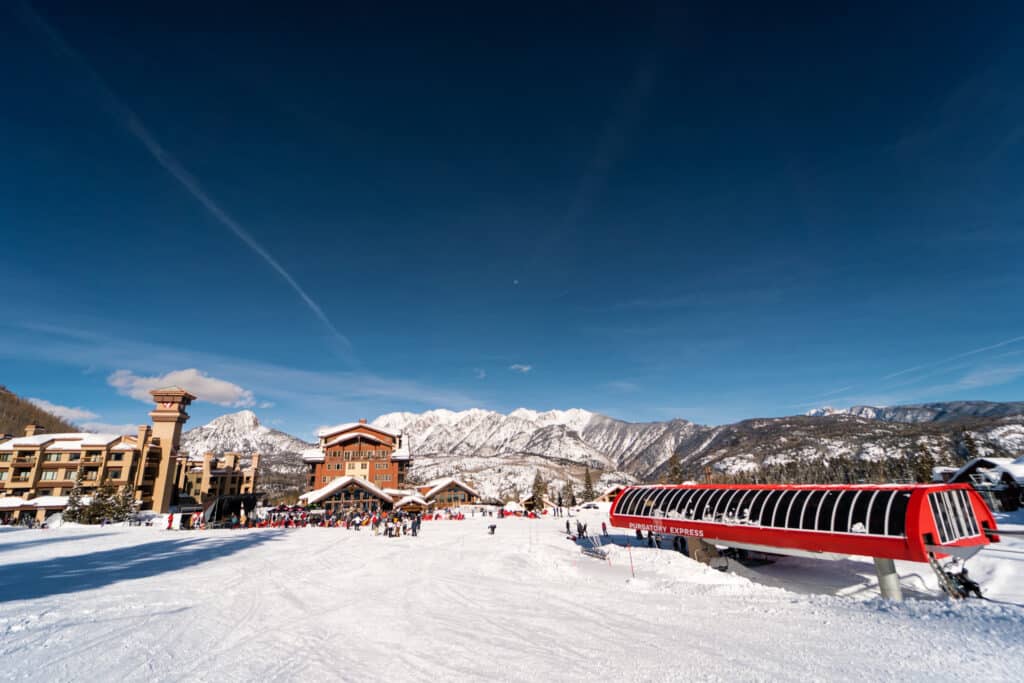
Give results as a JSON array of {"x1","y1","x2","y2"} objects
[{"x1": 488, "y1": 524, "x2": 497, "y2": 535}]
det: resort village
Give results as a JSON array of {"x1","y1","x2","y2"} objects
[{"x1": 0, "y1": 386, "x2": 484, "y2": 527}]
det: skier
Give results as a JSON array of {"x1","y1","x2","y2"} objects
[
  {"x1": 601, "y1": 521, "x2": 607, "y2": 536},
  {"x1": 566, "y1": 520, "x2": 571, "y2": 535}
]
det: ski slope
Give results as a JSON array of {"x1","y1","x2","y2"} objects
[{"x1": 1, "y1": 509, "x2": 1022, "y2": 682}]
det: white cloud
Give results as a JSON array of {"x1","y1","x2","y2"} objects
[
  {"x1": 27, "y1": 398, "x2": 99, "y2": 422},
  {"x1": 605, "y1": 381, "x2": 639, "y2": 393},
  {"x1": 80, "y1": 421, "x2": 139, "y2": 435},
  {"x1": 509, "y1": 364, "x2": 533, "y2": 374},
  {"x1": 259, "y1": 401, "x2": 275, "y2": 409},
  {"x1": 108, "y1": 368, "x2": 255, "y2": 407},
  {"x1": 0, "y1": 323, "x2": 480, "y2": 418},
  {"x1": 473, "y1": 368, "x2": 487, "y2": 380}
]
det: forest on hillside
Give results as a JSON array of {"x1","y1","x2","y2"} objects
[{"x1": 0, "y1": 386, "x2": 77, "y2": 437}]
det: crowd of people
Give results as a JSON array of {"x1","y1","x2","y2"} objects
[{"x1": 254, "y1": 507, "x2": 426, "y2": 536}]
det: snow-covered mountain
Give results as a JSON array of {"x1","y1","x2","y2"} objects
[
  {"x1": 371, "y1": 408, "x2": 703, "y2": 499},
  {"x1": 372, "y1": 408, "x2": 699, "y2": 472},
  {"x1": 180, "y1": 411, "x2": 314, "y2": 495},
  {"x1": 806, "y1": 401, "x2": 1024, "y2": 423},
  {"x1": 653, "y1": 413, "x2": 1024, "y2": 480},
  {"x1": 178, "y1": 400, "x2": 1024, "y2": 500}
]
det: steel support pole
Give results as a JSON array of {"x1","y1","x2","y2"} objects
[{"x1": 874, "y1": 557, "x2": 903, "y2": 601}]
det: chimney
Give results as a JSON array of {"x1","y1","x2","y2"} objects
[
  {"x1": 359, "y1": 418, "x2": 367, "y2": 425},
  {"x1": 25, "y1": 423, "x2": 44, "y2": 437}
]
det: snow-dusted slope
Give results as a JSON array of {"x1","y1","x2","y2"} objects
[
  {"x1": 652, "y1": 413, "x2": 1024, "y2": 480},
  {"x1": 807, "y1": 401, "x2": 1024, "y2": 423},
  {"x1": 180, "y1": 411, "x2": 314, "y2": 494}
]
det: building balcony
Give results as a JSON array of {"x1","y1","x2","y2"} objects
[
  {"x1": 12, "y1": 457, "x2": 35, "y2": 465},
  {"x1": 7, "y1": 478, "x2": 33, "y2": 488}
]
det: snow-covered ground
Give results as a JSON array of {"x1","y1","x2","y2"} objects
[{"x1": 1, "y1": 508, "x2": 1022, "y2": 682}]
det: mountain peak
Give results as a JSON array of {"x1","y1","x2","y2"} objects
[{"x1": 209, "y1": 410, "x2": 261, "y2": 429}]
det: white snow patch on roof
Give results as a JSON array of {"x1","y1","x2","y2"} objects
[
  {"x1": 423, "y1": 477, "x2": 480, "y2": 500},
  {"x1": 324, "y1": 433, "x2": 387, "y2": 447},
  {"x1": 299, "y1": 476, "x2": 393, "y2": 505},
  {"x1": 317, "y1": 423, "x2": 400, "y2": 438}
]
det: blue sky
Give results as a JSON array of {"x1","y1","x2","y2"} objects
[{"x1": 1, "y1": 2, "x2": 1023, "y2": 438}]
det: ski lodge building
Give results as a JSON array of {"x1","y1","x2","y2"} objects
[
  {"x1": 175, "y1": 452, "x2": 261, "y2": 501},
  {"x1": 299, "y1": 475, "x2": 481, "y2": 514},
  {"x1": 300, "y1": 421, "x2": 482, "y2": 512},
  {"x1": 0, "y1": 387, "x2": 257, "y2": 523},
  {"x1": 303, "y1": 419, "x2": 412, "y2": 490}
]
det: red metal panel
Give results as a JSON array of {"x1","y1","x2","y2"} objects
[{"x1": 609, "y1": 483, "x2": 997, "y2": 563}]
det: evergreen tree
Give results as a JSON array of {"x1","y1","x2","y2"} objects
[
  {"x1": 63, "y1": 476, "x2": 85, "y2": 523},
  {"x1": 582, "y1": 466, "x2": 595, "y2": 502},
  {"x1": 912, "y1": 445, "x2": 936, "y2": 483},
  {"x1": 530, "y1": 470, "x2": 546, "y2": 510},
  {"x1": 88, "y1": 482, "x2": 117, "y2": 524},
  {"x1": 666, "y1": 451, "x2": 685, "y2": 484},
  {"x1": 562, "y1": 481, "x2": 577, "y2": 507},
  {"x1": 962, "y1": 430, "x2": 979, "y2": 462},
  {"x1": 110, "y1": 484, "x2": 137, "y2": 522}
]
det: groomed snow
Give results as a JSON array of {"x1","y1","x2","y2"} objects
[{"x1": 1, "y1": 509, "x2": 1022, "y2": 681}]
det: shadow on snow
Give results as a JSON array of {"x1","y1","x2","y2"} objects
[
  {"x1": 0, "y1": 531, "x2": 117, "y2": 554},
  {"x1": 0, "y1": 530, "x2": 285, "y2": 603}
]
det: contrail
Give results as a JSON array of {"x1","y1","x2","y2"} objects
[
  {"x1": 882, "y1": 334, "x2": 1024, "y2": 380},
  {"x1": 800, "y1": 335, "x2": 1024, "y2": 408},
  {"x1": 16, "y1": 2, "x2": 356, "y2": 365}
]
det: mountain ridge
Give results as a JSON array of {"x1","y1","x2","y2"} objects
[{"x1": 176, "y1": 400, "x2": 1024, "y2": 500}]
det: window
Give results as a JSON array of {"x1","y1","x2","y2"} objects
[
  {"x1": 849, "y1": 490, "x2": 874, "y2": 533},
  {"x1": 0, "y1": 454, "x2": 9, "y2": 461},
  {"x1": 760, "y1": 491, "x2": 782, "y2": 526},
  {"x1": 109, "y1": 453, "x2": 123, "y2": 461},
  {"x1": 831, "y1": 491, "x2": 855, "y2": 532},
  {"x1": 0, "y1": 471, "x2": 7, "y2": 480},
  {"x1": 674, "y1": 489, "x2": 698, "y2": 516},
  {"x1": 868, "y1": 491, "x2": 892, "y2": 535},
  {"x1": 663, "y1": 489, "x2": 685, "y2": 517},
  {"x1": 685, "y1": 489, "x2": 714, "y2": 520},
  {"x1": 815, "y1": 491, "x2": 838, "y2": 531},
  {"x1": 41, "y1": 470, "x2": 57, "y2": 480},
  {"x1": 68, "y1": 453, "x2": 80, "y2": 462},
  {"x1": 38, "y1": 488, "x2": 51, "y2": 496},
  {"x1": 108, "y1": 469, "x2": 122, "y2": 479},
  {"x1": 44, "y1": 453, "x2": 61, "y2": 462},
  {"x1": 696, "y1": 489, "x2": 725, "y2": 521},
  {"x1": 770, "y1": 491, "x2": 797, "y2": 528},
  {"x1": 361, "y1": 462, "x2": 368, "y2": 469},
  {"x1": 798, "y1": 491, "x2": 824, "y2": 530}
]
